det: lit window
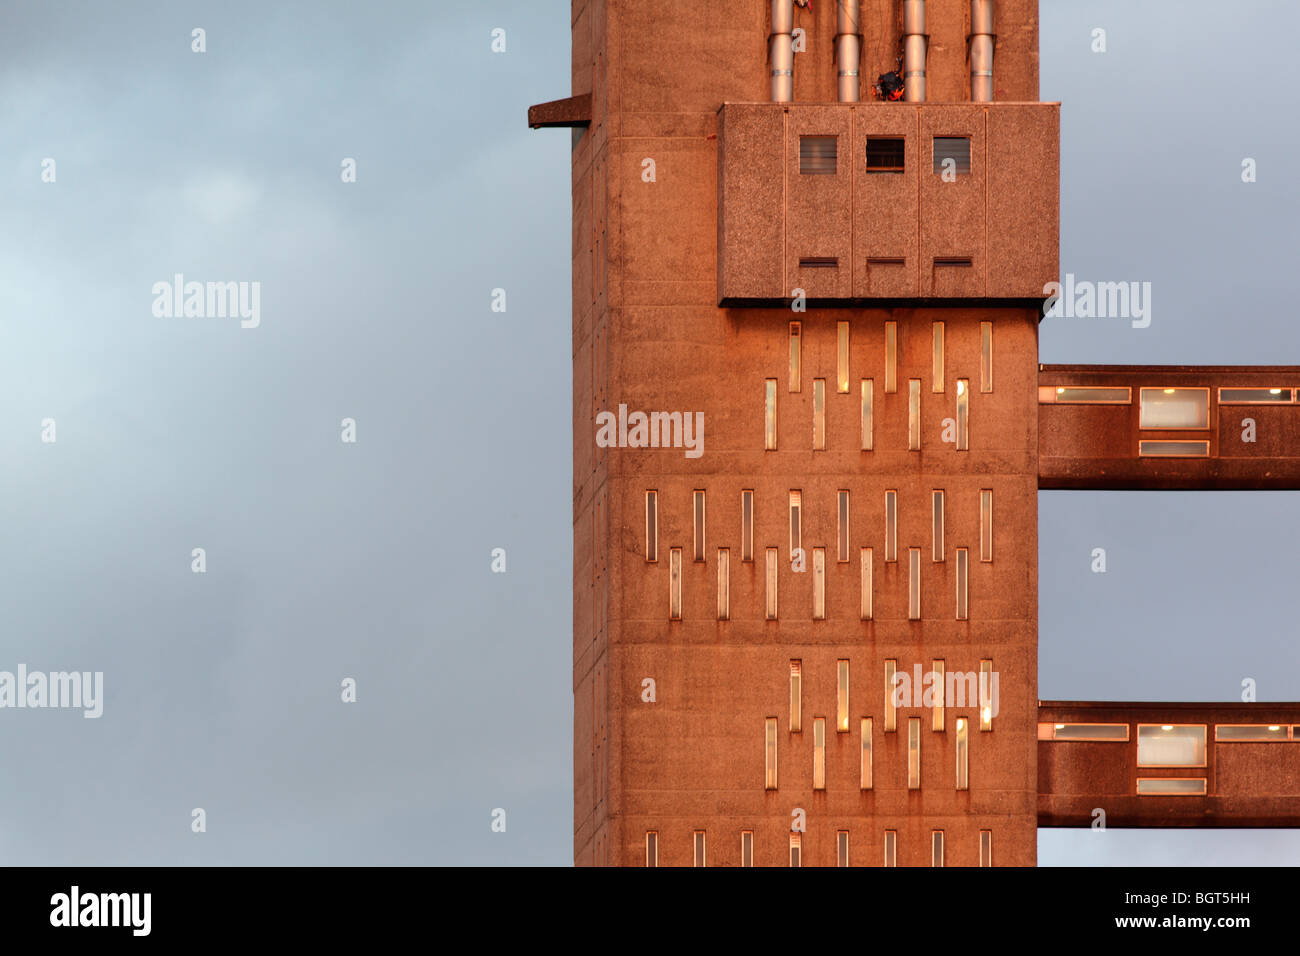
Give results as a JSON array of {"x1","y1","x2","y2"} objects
[
  {"x1": 837, "y1": 660, "x2": 850, "y2": 732},
  {"x1": 1137, "y1": 778, "x2": 1206, "y2": 796},
  {"x1": 980, "y1": 321, "x2": 992, "y2": 392},
  {"x1": 741, "y1": 490, "x2": 754, "y2": 562},
  {"x1": 789, "y1": 661, "x2": 802, "y2": 733},
  {"x1": 765, "y1": 717, "x2": 778, "y2": 789},
  {"x1": 693, "y1": 490, "x2": 706, "y2": 562},
  {"x1": 646, "y1": 831, "x2": 659, "y2": 867},
  {"x1": 1219, "y1": 387, "x2": 1293, "y2": 404},
  {"x1": 866, "y1": 137, "x2": 904, "y2": 171},
  {"x1": 1215, "y1": 724, "x2": 1288, "y2": 742},
  {"x1": 884, "y1": 661, "x2": 897, "y2": 732},
  {"x1": 884, "y1": 491, "x2": 897, "y2": 562},
  {"x1": 931, "y1": 660, "x2": 945, "y2": 732},
  {"x1": 956, "y1": 717, "x2": 969, "y2": 790},
  {"x1": 932, "y1": 490, "x2": 945, "y2": 561},
  {"x1": 956, "y1": 379, "x2": 969, "y2": 450},
  {"x1": 694, "y1": 830, "x2": 707, "y2": 867},
  {"x1": 789, "y1": 491, "x2": 802, "y2": 559},
  {"x1": 813, "y1": 547, "x2": 826, "y2": 620},
  {"x1": 883, "y1": 830, "x2": 897, "y2": 867},
  {"x1": 860, "y1": 717, "x2": 873, "y2": 789},
  {"x1": 1139, "y1": 387, "x2": 1209, "y2": 429},
  {"x1": 837, "y1": 321, "x2": 850, "y2": 393},
  {"x1": 1137, "y1": 725, "x2": 1207, "y2": 767},
  {"x1": 1038, "y1": 723, "x2": 1129, "y2": 741},
  {"x1": 861, "y1": 379, "x2": 874, "y2": 450},
  {"x1": 979, "y1": 660, "x2": 993, "y2": 730},
  {"x1": 885, "y1": 322, "x2": 897, "y2": 393},
  {"x1": 716, "y1": 548, "x2": 730, "y2": 621},
  {"x1": 1139, "y1": 440, "x2": 1210, "y2": 457},
  {"x1": 800, "y1": 135, "x2": 837, "y2": 175},
  {"x1": 908, "y1": 548, "x2": 921, "y2": 620},
  {"x1": 789, "y1": 322, "x2": 801, "y2": 392},
  {"x1": 813, "y1": 718, "x2": 826, "y2": 790},
  {"x1": 1039, "y1": 386, "x2": 1131, "y2": 404},
  {"x1": 669, "y1": 548, "x2": 682, "y2": 621},
  {"x1": 979, "y1": 830, "x2": 992, "y2": 867},
  {"x1": 741, "y1": 830, "x2": 754, "y2": 867},
  {"x1": 765, "y1": 548, "x2": 779, "y2": 620},
  {"x1": 860, "y1": 547, "x2": 873, "y2": 620},
  {"x1": 908, "y1": 718, "x2": 921, "y2": 789},
  {"x1": 931, "y1": 830, "x2": 944, "y2": 866},
  {"x1": 838, "y1": 490, "x2": 850, "y2": 562},
  {"x1": 955, "y1": 548, "x2": 969, "y2": 620},
  {"x1": 765, "y1": 379, "x2": 778, "y2": 450},
  {"x1": 813, "y1": 379, "x2": 826, "y2": 450},
  {"x1": 933, "y1": 136, "x2": 970, "y2": 174},
  {"x1": 645, "y1": 490, "x2": 658, "y2": 563},
  {"x1": 789, "y1": 833, "x2": 802, "y2": 867},
  {"x1": 837, "y1": 830, "x2": 850, "y2": 867},
  {"x1": 979, "y1": 489, "x2": 993, "y2": 562},
  {"x1": 908, "y1": 379, "x2": 921, "y2": 450},
  {"x1": 932, "y1": 322, "x2": 945, "y2": 393}
]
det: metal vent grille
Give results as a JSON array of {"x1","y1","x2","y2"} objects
[
  {"x1": 932, "y1": 136, "x2": 971, "y2": 174},
  {"x1": 799, "y1": 257, "x2": 839, "y2": 269},
  {"x1": 799, "y1": 136, "x2": 838, "y2": 175}
]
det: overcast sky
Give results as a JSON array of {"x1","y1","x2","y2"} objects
[{"x1": 1, "y1": 0, "x2": 1297, "y2": 866}]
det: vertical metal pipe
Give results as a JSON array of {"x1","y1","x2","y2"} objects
[
  {"x1": 970, "y1": 0, "x2": 995, "y2": 101},
  {"x1": 771, "y1": 0, "x2": 794, "y2": 102},
  {"x1": 903, "y1": 0, "x2": 927, "y2": 102},
  {"x1": 836, "y1": 0, "x2": 862, "y2": 102}
]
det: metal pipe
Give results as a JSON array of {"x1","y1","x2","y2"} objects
[
  {"x1": 903, "y1": 0, "x2": 927, "y2": 102},
  {"x1": 770, "y1": 0, "x2": 794, "y2": 102},
  {"x1": 836, "y1": 0, "x2": 862, "y2": 102},
  {"x1": 970, "y1": 0, "x2": 995, "y2": 101}
]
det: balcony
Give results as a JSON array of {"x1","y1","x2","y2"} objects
[{"x1": 716, "y1": 101, "x2": 1059, "y2": 306}]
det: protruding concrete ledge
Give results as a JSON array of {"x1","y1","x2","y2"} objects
[{"x1": 528, "y1": 93, "x2": 592, "y2": 129}]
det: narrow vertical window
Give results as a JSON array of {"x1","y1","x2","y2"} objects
[
  {"x1": 908, "y1": 718, "x2": 921, "y2": 789},
  {"x1": 789, "y1": 833, "x2": 801, "y2": 867},
  {"x1": 931, "y1": 660, "x2": 945, "y2": 732},
  {"x1": 717, "y1": 548, "x2": 730, "y2": 621},
  {"x1": 741, "y1": 831, "x2": 755, "y2": 867},
  {"x1": 789, "y1": 322, "x2": 801, "y2": 392},
  {"x1": 884, "y1": 830, "x2": 897, "y2": 867},
  {"x1": 956, "y1": 548, "x2": 969, "y2": 620},
  {"x1": 765, "y1": 717, "x2": 779, "y2": 789},
  {"x1": 765, "y1": 548, "x2": 779, "y2": 620},
  {"x1": 908, "y1": 548, "x2": 921, "y2": 620},
  {"x1": 813, "y1": 548, "x2": 826, "y2": 619},
  {"x1": 860, "y1": 717, "x2": 873, "y2": 789},
  {"x1": 980, "y1": 321, "x2": 993, "y2": 392},
  {"x1": 932, "y1": 321, "x2": 945, "y2": 392},
  {"x1": 646, "y1": 831, "x2": 659, "y2": 867},
  {"x1": 789, "y1": 491, "x2": 802, "y2": 558},
  {"x1": 979, "y1": 489, "x2": 993, "y2": 562},
  {"x1": 956, "y1": 379, "x2": 969, "y2": 450},
  {"x1": 741, "y1": 490, "x2": 755, "y2": 562},
  {"x1": 884, "y1": 491, "x2": 897, "y2": 562},
  {"x1": 692, "y1": 490, "x2": 706, "y2": 562},
  {"x1": 956, "y1": 717, "x2": 969, "y2": 790},
  {"x1": 885, "y1": 322, "x2": 897, "y2": 393},
  {"x1": 860, "y1": 379, "x2": 874, "y2": 450},
  {"x1": 693, "y1": 830, "x2": 706, "y2": 867},
  {"x1": 908, "y1": 379, "x2": 921, "y2": 450},
  {"x1": 979, "y1": 830, "x2": 992, "y2": 866},
  {"x1": 837, "y1": 660, "x2": 850, "y2": 732},
  {"x1": 837, "y1": 320, "x2": 850, "y2": 393},
  {"x1": 859, "y1": 547, "x2": 873, "y2": 620},
  {"x1": 884, "y1": 660, "x2": 897, "y2": 732},
  {"x1": 813, "y1": 378, "x2": 826, "y2": 450},
  {"x1": 980, "y1": 660, "x2": 993, "y2": 731},
  {"x1": 932, "y1": 490, "x2": 945, "y2": 562},
  {"x1": 645, "y1": 490, "x2": 658, "y2": 562},
  {"x1": 813, "y1": 718, "x2": 826, "y2": 790},
  {"x1": 837, "y1": 830, "x2": 850, "y2": 867},
  {"x1": 931, "y1": 831, "x2": 944, "y2": 867},
  {"x1": 669, "y1": 548, "x2": 682, "y2": 621},
  {"x1": 837, "y1": 490, "x2": 850, "y2": 562},
  {"x1": 765, "y1": 379, "x2": 778, "y2": 450},
  {"x1": 789, "y1": 661, "x2": 802, "y2": 733}
]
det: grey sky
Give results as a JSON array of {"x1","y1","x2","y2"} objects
[{"x1": 1, "y1": 0, "x2": 1295, "y2": 865}]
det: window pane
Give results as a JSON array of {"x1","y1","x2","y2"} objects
[
  {"x1": 693, "y1": 490, "x2": 706, "y2": 562},
  {"x1": 813, "y1": 718, "x2": 826, "y2": 789},
  {"x1": 741, "y1": 490, "x2": 754, "y2": 562},
  {"x1": 980, "y1": 321, "x2": 993, "y2": 392},
  {"x1": 837, "y1": 321, "x2": 850, "y2": 393},
  {"x1": 1042, "y1": 386, "x2": 1131, "y2": 404},
  {"x1": 1139, "y1": 387, "x2": 1209, "y2": 428},
  {"x1": 813, "y1": 378, "x2": 826, "y2": 450},
  {"x1": 789, "y1": 322, "x2": 801, "y2": 392},
  {"x1": 956, "y1": 548, "x2": 969, "y2": 620},
  {"x1": 979, "y1": 489, "x2": 993, "y2": 562},
  {"x1": 645, "y1": 490, "x2": 658, "y2": 563},
  {"x1": 885, "y1": 322, "x2": 897, "y2": 393},
  {"x1": 932, "y1": 137, "x2": 970, "y2": 174},
  {"x1": 860, "y1": 547, "x2": 873, "y2": 620},
  {"x1": 866, "y1": 137, "x2": 904, "y2": 171},
  {"x1": 716, "y1": 548, "x2": 729, "y2": 621},
  {"x1": 860, "y1": 717, "x2": 873, "y2": 789},
  {"x1": 837, "y1": 660, "x2": 849, "y2": 732},
  {"x1": 885, "y1": 491, "x2": 897, "y2": 562},
  {"x1": 812, "y1": 547, "x2": 826, "y2": 620},
  {"x1": 908, "y1": 380, "x2": 921, "y2": 450},
  {"x1": 1139, "y1": 440, "x2": 1209, "y2": 457},
  {"x1": 908, "y1": 718, "x2": 921, "y2": 788},
  {"x1": 1216, "y1": 724, "x2": 1288, "y2": 742},
  {"x1": 1045, "y1": 723, "x2": 1129, "y2": 741},
  {"x1": 765, "y1": 717, "x2": 778, "y2": 789},
  {"x1": 932, "y1": 322, "x2": 944, "y2": 392},
  {"x1": 1219, "y1": 387, "x2": 1292, "y2": 404},
  {"x1": 838, "y1": 490, "x2": 850, "y2": 562},
  {"x1": 741, "y1": 831, "x2": 754, "y2": 867},
  {"x1": 861, "y1": 379, "x2": 874, "y2": 450},
  {"x1": 932, "y1": 490, "x2": 944, "y2": 561},
  {"x1": 884, "y1": 830, "x2": 896, "y2": 867},
  {"x1": 1137, "y1": 724, "x2": 1207, "y2": 767},
  {"x1": 789, "y1": 661, "x2": 802, "y2": 733},
  {"x1": 669, "y1": 548, "x2": 682, "y2": 620},
  {"x1": 765, "y1": 379, "x2": 778, "y2": 450},
  {"x1": 800, "y1": 135, "x2": 838, "y2": 174},
  {"x1": 1137, "y1": 778, "x2": 1206, "y2": 796}
]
